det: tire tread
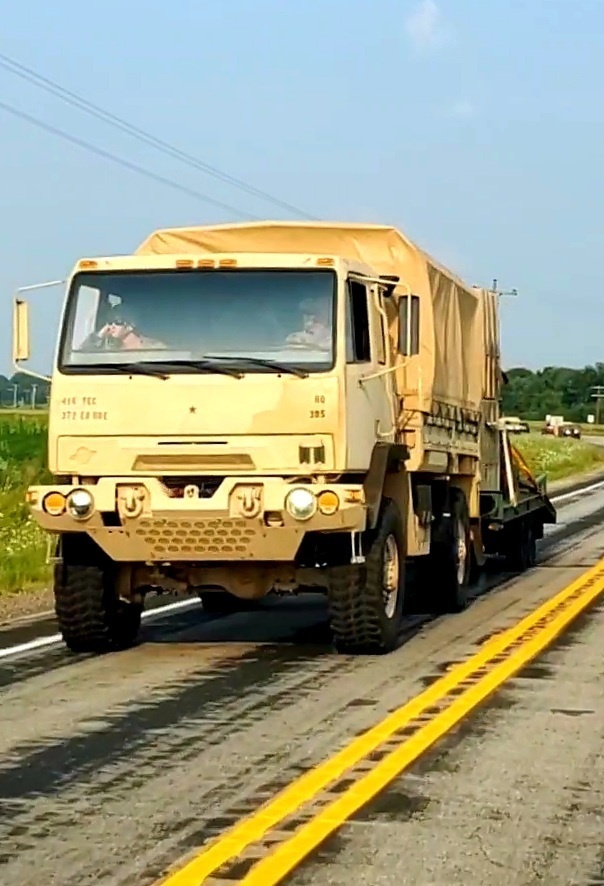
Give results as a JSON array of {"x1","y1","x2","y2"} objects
[
  {"x1": 328, "y1": 499, "x2": 404, "y2": 654},
  {"x1": 54, "y1": 562, "x2": 140, "y2": 654}
]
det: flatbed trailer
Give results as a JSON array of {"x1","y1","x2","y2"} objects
[{"x1": 480, "y1": 426, "x2": 557, "y2": 571}]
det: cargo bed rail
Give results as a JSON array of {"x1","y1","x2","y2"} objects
[{"x1": 483, "y1": 424, "x2": 557, "y2": 526}]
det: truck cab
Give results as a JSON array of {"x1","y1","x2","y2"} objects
[{"x1": 15, "y1": 249, "x2": 417, "y2": 654}]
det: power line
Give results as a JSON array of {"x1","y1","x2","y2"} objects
[
  {"x1": 0, "y1": 99, "x2": 259, "y2": 219},
  {"x1": 0, "y1": 50, "x2": 316, "y2": 220}
]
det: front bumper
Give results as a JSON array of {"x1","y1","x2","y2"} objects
[{"x1": 26, "y1": 476, "x2": 367, "y2": 562}]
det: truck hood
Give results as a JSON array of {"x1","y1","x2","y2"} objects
[{"x1": 50, "y1": 373, "x2": 341, "y2": 475}]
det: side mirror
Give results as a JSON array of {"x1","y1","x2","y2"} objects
[
  {"x1": 379, "y1": 274, "x2": 399, "y2": 299},
  {"x1": 13, "y1": 298, "x2": 30, "y2": 363},
  {"x1": 11, "y1": 278, "x2": 63, "y2": 383}
]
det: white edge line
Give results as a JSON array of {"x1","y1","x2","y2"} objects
[
  {"x1": 0, "y1": 596, "x2": 200, "y2": 661},
  {"x1": 0, "y1": 480, "x2": 603, "y2": 662},
  {"x1": 550, "y1": 479, "x2": 604, "y2": 504}
]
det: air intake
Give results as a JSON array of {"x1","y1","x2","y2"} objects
[{"x1": 299, "y1": 444, "x2": 326, "y2": 465}]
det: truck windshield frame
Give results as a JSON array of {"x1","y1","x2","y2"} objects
[{"x1": 57, "y1": 267, "x2": 338, "y2": 376}]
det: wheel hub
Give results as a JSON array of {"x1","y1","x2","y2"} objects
[
  {"x1": 382, "y1": 534, "x2": 400, "y2": 619},
  {"x1": 455, "y1": 518, "x2": 468, "y2": 585}
]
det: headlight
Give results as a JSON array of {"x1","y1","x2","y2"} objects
[
  {"x1": 66, "y1": 488, "x2": 94, "y2": 519},
  {"x1": 285, "y1": 487, "x2": 317, "y2": 521}
]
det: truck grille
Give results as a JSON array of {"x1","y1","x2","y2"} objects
[{"x1": 135, "y1": 518, "x2": 256, "y2": 556}]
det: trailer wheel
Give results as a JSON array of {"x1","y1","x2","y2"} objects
[
  {"x1": 198, "y1": 589, "x2": 258, "y2": 614},
  {"x1": 428, "y1": 488, "x2": 471, "y2": 614},
  {"x1": 525, "y1": 522, "x2": 537, "y2": 567},
  {"x1": 54, "y1": 560, "x2": 142, "y2": 654},
  {"x1": 505, "y1": 519, "x2": 536, "y2": 572},
  {"x1": 327, "y1": 499, "x2": 405, "y2": 654}
]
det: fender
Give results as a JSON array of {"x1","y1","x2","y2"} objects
[{"x1": 363, "y1": 441, "x2": 409, "y2": 529}]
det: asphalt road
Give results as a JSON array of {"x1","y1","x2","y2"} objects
[{"x1": 1, "y1": 487, "x2": 604, "y2": 885}]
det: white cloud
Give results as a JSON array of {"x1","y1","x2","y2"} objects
[{"x1": 404, "y1": 0, "x2": 448, "y2": 51}]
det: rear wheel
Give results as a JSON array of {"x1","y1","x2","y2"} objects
[
  {"x1": 54, "y1": 559, "x2": 142, "y2": 654},
  {"x1": 427, "y1": 487, "x2": 472, "y2": 614},
  {"x1": 504, "y1": 519, "x2": 536, "y2": 572},
  {"x1": 327, "y1": 499, "x2": 406, "y2": 654}
]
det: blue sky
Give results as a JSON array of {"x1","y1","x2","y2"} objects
[{"x1": 1, "y1": 0, "x2": 603, "y2": 376}]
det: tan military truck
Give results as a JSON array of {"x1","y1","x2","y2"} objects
[{"x1": 13, "y1": 221, "x2": 556, "y2": 655}]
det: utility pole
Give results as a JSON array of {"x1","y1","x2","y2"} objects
[
  {"x1": 11, "y1": 384, "x2": 18, "y2": 408},
  {"x1": 591, "y1": 386, "x2": 604, "y2": 425},
  {"x1": 30, "y1": 384, "x2": 37, "y2": 410}
]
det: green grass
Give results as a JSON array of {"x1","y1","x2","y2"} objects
[
  {"x1": 514, "y1": 432, "x2": 604, "y2": 482},
  {"x1": 0, "y1": 412, "x2": 50, "y2": 593}
]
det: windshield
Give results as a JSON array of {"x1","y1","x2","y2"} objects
[{"x1": 59, "y1": 268, "x2": 337, "y2": 373}]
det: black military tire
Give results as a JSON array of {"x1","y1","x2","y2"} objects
[
  {"x1": 504, "y1": 519, "x2": 537, "y2": 572},
  {"x1": 53, "y1": 560, "x2": 142, "y2": 654},
  {"x1": 328, "y1": 499, "x2": 406, "y2": 654},
  {"x1": 427, "y1": 487, "x2": 472, "y2": 614}
]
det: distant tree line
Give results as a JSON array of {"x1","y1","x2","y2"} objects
[
  {"x1": 1, "y1": 364, "x2": 602, "y2": 422},
  {"x1": 0, "y1": 373, "x2": 51, "y2": 408},
  {"x1": 501, "y1": 365, "x2": 604, "y2": 422}
]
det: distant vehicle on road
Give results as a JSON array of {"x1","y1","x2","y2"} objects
[
  {"x1": 558, "y1": 422, "x2": 582, "y2": 439},
  {"x1": 542, "y1": 421, "x2": 581, "y2": 439},
  {"x1": 501, "y1": 416, "x2": 530, "y2": 434}
]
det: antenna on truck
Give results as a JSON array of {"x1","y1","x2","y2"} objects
[{"x1": 491, "y1": 278, "x2": 518, "y2": 298}]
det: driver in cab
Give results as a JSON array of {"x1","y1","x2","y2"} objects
[
  {"x1": 81, "y1": 302, "x2": 166, "y2": 351},
  {"x1": 286, "y1": 297, "x2": 331, "y2": 350}
]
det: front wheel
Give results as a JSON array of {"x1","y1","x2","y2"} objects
[
  {"x1": 54, "y1": 561, "x2": 142, "y2": 654},
  {"x1": 327, "y1": 499, "x2": 406, "y2": 654}
]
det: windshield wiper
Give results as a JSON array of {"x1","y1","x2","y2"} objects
[
  {"x1": 84, "y1": 362, "x2": 170, "y2": 380},
  {"x1": 145, "y1": 359, "x2": 244, "y2": 379},
  {"x1": 203, "y1": 355, "x2": 309, "y2": 379}
]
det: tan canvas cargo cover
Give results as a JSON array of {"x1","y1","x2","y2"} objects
[{"x1": 136, "y1": 221, "x2": 498, "y2": 414}]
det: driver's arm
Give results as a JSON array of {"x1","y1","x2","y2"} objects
[{"x1": 78, "y1": 322, "x2": 129, "y2": 350}]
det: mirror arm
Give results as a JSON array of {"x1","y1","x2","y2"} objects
[
  {"x1": 12, "y1": 361, "x2": 52, "y2": 384},
  {"x1": 12, "y1": 280, "x2": 63, "y2": 384}
]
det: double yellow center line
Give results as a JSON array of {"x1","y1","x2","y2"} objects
[{"x1": 157, "y1": 558, "x2": 604, "y2": 885}]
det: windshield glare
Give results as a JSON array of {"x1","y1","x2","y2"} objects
[{"x1": 59, "y1": 268, "x2": 336, "y2": 373}]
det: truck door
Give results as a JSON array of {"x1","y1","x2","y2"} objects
[{"x1": 345, "y1": 277, "x2": 395, "y2": 469}]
